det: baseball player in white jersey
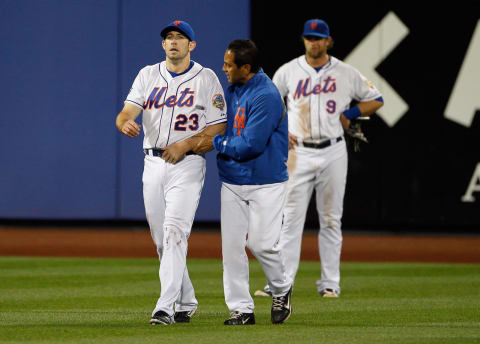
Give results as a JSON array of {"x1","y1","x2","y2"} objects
[
  {"x1": 256, "y1": 19, "x2": 383, "y2": 298},
  {"x1": 115, "y1": 20, "x2": 226, "y2": 325}
]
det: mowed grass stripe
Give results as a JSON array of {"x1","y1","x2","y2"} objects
[{"x1": 0, "y1": 257, "x2": 479, "y2": 344}]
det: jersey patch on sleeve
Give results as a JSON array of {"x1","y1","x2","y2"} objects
[
  {"x1": 212, "y1": 94, "x2": 225, "y2": 111},
  {"x1": 365, "y1": 80, "x2": 376, "y2": 89}
]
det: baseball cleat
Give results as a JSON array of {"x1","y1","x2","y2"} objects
[
  {"x1": 150, "y1": 311, "x2": 174, "y2": 325},
  {"x1": 174, "y1": 309, "x2": 196, "y2": 323},
  {"x1": 271, "y1": 287, "x2": 292, "y2": 324},
  {"x1": 254, "y1": 290, "x2": 271, "y2": 297},
  {"x1": 224, "y1": 311, "x2": 255, "y2": 325},
  {"x1": 254, "y1": 285, "x2": 272, "y2": 297},
  {"x1": 319, "y1": 288, "x2": 339, "y2": 298}
]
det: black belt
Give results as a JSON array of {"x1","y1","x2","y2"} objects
[
  {"x1": 302, "y1": 136, "x2": 343, "y2": 149},
  {"x1": 144, "y1": 149, "x2": 196, "y2": 157}
]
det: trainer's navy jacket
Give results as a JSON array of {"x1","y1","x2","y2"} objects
[{"x1": 213, "y1": 69, "x2": 288, "y2": 185}]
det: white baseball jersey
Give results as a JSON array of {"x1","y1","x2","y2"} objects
[
  {"x1": 273, "y1": 55, "x2": 382, "y2": 141},
  {"x1": 126, "y1": 61, "x2": 227, "y2": 148},
  {"x1": 125, "y1": 60, "x2": 226, "y2": 318},
  {"x1": 267, "y1": 55, "x2": 383, "y2": 297}
]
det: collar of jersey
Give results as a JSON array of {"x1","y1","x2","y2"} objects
[
  {"x1": 167, "y1": 61, "x2": 194, "y2": 78},
  {"x1": 301, "y1": 55, "x2": 335, "y2": 74}
]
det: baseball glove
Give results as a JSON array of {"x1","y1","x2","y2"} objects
[{"x1": 345, "y1": 119, "x2": 368, "y2": 152}]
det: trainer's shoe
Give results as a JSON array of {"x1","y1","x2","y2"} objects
[
  {"x1": 174, "y1": 309, "x2": 196, "y2": 323},
  {"x1": 150, "y1": 311, "x2": 174, "y2": 325},
  {"x1": 224, "y1": 311, "x2": 255, "y2": 325},
  {"x1": 319, "y1": 288, "x2": 339, "y2": 298},
  {"x1": 254, "y1": 285, "x2": 272, "y2": 297},
  {"x1": 271, "y1": 287, "x2": 292, "y2": 324}
]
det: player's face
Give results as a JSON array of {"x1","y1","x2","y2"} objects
[
  {"x1": 223, "y1": 50, "x2": 248, "y2": 84},
  {"x1": 303, "y1": 36, "x2": 331, "y2": 59},
  {"x1": 162, "y1": 31, "x2": 194, "y2": 62}
]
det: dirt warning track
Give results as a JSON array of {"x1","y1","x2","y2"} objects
[{"x1": 1, "y1": 227, "x2": 479, "y2": 263}]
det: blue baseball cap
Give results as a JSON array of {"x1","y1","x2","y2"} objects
[
  {"x1": 161, "y1": 20, "x2": 195, "y2": 41},
  {"x1": 302, "y1": 19, "x2": 330, "y2": 38}
]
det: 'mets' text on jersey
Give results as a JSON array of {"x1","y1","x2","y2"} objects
[
  {"x1": 125, "y1": 61, "x2": 226, "y2": 149},
  {"x1": 293, "y1": 75, "x2": 337, "y2": 99},
  {"x1": 273, "y1": 56, "x2": 382, "y2": 140}
]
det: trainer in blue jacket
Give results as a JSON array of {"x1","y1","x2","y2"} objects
[
  {"x1": 213, "y1": 39, "x2": 293, "y2": 326},
  {"x1": 213, "y1": 60, "x2": 288, "y2": 185}
]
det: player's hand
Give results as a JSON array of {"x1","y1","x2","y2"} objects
[
  {"x1": 162, "y1": 141, "x2": 190, "y2": 164},
  {"x1": 288, "y1": 133, "x2": 298, "y2": 150},
  {"x1": 192, "y1": 134, "x2": 214, "y2": 154},
  {"x1": 340, "y1": 114, "x2": 351, "y2": 130},
  {"x1": 121, "y1": 120, "x2": 141, "y2": 138}
]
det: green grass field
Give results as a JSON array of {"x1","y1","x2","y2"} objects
[{"x1": 1, "y1": 257, "x2": 479, "y2": 344}]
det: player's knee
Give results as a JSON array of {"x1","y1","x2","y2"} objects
[
  {"x1": 319, "y1": 224, "x2": 343, "y2": 244},
  {"x1": 247, "y1": 240, "x2": 273, "y2": 257},
  {"x1": 320, "y1": 215, "x2": 342, "y2": 231},
  {"x1": 164, "y1": 226, "x2": 187, "y2": 249}
]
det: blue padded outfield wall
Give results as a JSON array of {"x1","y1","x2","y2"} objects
[
  {"x1": 0, "y1": 0, "x2": 249, "y2": 220},
  {"x1": 1, "y1": 1, "x2": 479, "y2": 229}
]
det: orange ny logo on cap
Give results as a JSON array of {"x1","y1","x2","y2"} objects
[{"x1": 174, "y1": 20, "x2": 181, "y2": 26}]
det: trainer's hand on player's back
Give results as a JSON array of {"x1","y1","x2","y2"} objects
[{"x1": 121, "y1": 120, "x2": 141, "y2": 138}]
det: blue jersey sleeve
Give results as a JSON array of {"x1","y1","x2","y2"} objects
[{"x1": 214, "y1": 93, "x2": 284, "y2": 161}]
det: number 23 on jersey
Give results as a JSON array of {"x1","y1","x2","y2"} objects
[{"x1": 174, "y1": 113, "x2": 199, "y2": 131}]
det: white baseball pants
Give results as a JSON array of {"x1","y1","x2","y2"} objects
[
  {"x1": 221, "y1": 181, "x2": 292, "y2": 313},
  {"x1": 281, "y1": 140, "x2": 347, "y2": 294},
  {"x1": 143, "y1": 154, "x2": 205, "y2": 317}
]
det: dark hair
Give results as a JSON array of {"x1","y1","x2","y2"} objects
[{"x1": 227, "y1": 39, "x2": 260, "y2": 73}]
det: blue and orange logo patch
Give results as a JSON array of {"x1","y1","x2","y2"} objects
[{"x1": 212, "y1": 94, "x2": 225, "y2": 111}]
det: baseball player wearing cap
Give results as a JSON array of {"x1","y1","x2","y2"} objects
[
  {"x1": 256, "y1": 19, "x2": 383, "y2": 298},
  {"x1": 210, "y1": 39, "x2": 293, "y2": 325},
  {"x1": 115, "y1": 20, "x2": 226, "y2": 325}
]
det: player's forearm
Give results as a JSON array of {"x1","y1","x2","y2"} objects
[
  {"x1": 187, "y1": 123, "x2": 226, "y2": 154},
  {"x1": 202, "y1": 122, "x2": 226, "y2": 136},
  {"x1": 116, "y1": 110, "x2": 142, "y2": 138},
  {"x1": 342, "y1": 100, "x2": 383, "y2": 120},
  {"x1": 186, "y1": 123, "x2": 226, "y2": 143},
  {"x1": 116, "y1": 103, "x2": 142, "y2": 132},
  {"x1": 357, "y1": 100, "x2": 384, "y2": 117},
  {"x1": 115, "y1": 111, "x2": 133, "y2": 132}
]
